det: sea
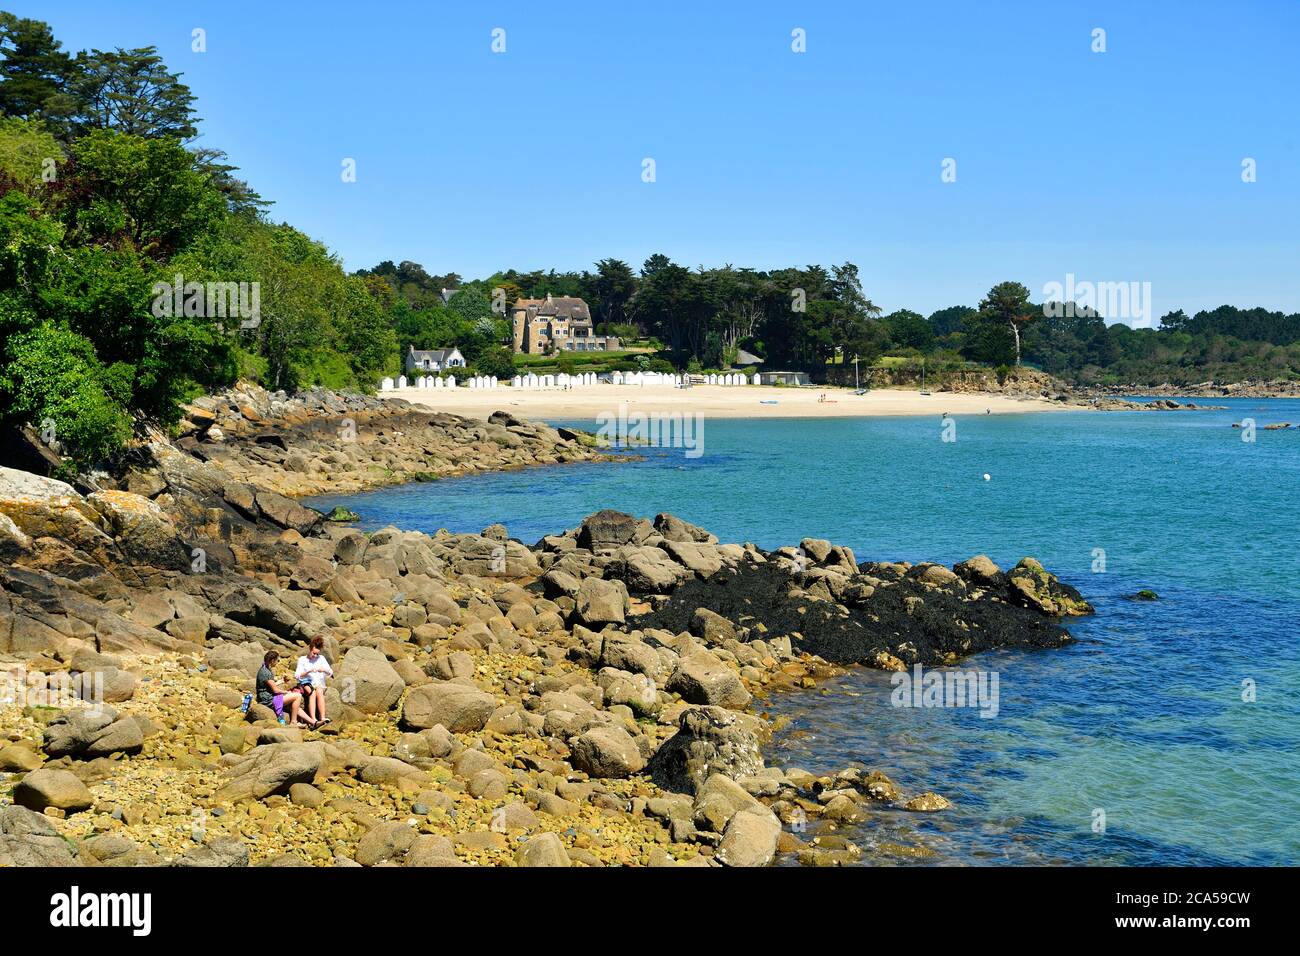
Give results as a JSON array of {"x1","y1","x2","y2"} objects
[{"x1": 306, "y1": 397, "x2": 1300, "y2": 865}]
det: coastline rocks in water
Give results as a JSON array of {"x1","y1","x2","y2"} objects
[
  {"x1": 0, "y1": 384, "x2": 1098, "y2": 868},
  {"x1": 715, "y1": 807, "x2": 781, "y2": 867},
  {"x1": 1131, "y1": 589, "x2": 1160, "y2": 601},
  {"x1": 647, "y1": 705, "x2": 767, "y2": 794},
  {"x1": 1006, "y1": 558, "x2": 1093, "y2": 616},
  {"x1": 902, "y1": 792, "x2": 952, "y2": 812},
  {"x1": 635, "y1": 561, "x2": 1078, "y2": 668},
  {"x1": 953, "y1": 554, "x2": 1003, "y2": 588}
]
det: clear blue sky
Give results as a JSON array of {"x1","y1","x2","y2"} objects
[{"x1": 17, "y1": 0, "x2": 1300, "y2": 319}]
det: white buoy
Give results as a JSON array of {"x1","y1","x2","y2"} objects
[{"x1": 983, "y1": 473, "x2": 991, "y2": 481}]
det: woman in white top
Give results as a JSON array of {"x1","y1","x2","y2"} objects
[{"x1": 295, "y1": 636, "x2": 334, "y2": 725}]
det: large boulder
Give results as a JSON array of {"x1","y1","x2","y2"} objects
[
  {"x1": 611, "y1": 546, "x2": 685, "y2": 593},
  {"x1": 0, "y1": 806, "x2": 79, "y2": 866},
  {"x1": 667, "y1": 652, "x2": 751, "y2": 710},
  {"x1": 216, "y1": 586, "x2": 310, "y2": 642},
  {"x1": 568, "y1": 725, "x2": 646, "y2": 779},
  {"x1": 599, "y1": 633, "x2": 665, "y2": 680},
  {"x1": 334, "y1": 532, "x2": 369, "y2": 565},
  {"x1": 661, "y1": 540, "x2": 723, "y2": 577},
  {"x1": 87, "y1": 490, "x2": 191, "y2": 570},
  {"x1": 213, "y1": 742, "x2": 326, "y2": 802},
  {"x1": 691, "y1": 773, "x2": 767, "y2": 833},
  {"x1": 447, "y1": 536, "x2": 539, "y2": 578},
  {"x1": 953, "y1": 554, "x2": 1003, "y2": 588},
  {"x1": 575, "y1": 577, "x2": 627, "y2": 627},
  {"x1": 289, "y1": 555, "x2": 335, "y2": 594},
  {"x1": 690, "y1": 607, "x2": 736, "y2": 644},
  {"x1": 401, "y1": 681, "x2": 497, "y2": 733},
  {"x1": 13, "y1": 767, "x2": 94, "y2": 814},
  {"x1": 577, "y1": 510, "x2": 642, "y2": 551},
  {"x1": 356, "y1": 820, "x2": 419, "y2": 866},
  {"x1": 1007, "y1": 558, "x2": 1094, "y2": 616},
  {"x1": 43, "y1": 707, "x2": 143, "y2": 759},
  {"x1": 515, "y1": 832, "x2": 570, "y2": 867},
  {"x1": 337, "y1": 646, "x2": 404, "y2": 713},
  {"x1": 0, "y1": 466, "x2": 78, "y2": 499},
  {"x1": 646, "y1": 705, "x2": 766, "y2": 794},
  {"x1": 0, "y1": 493, "x2": 114, "y2": 558},
  {"x1": 654, "y1": 513, "x2": 718, "y2": 544},
  {"x1": 715, "y1": 807, "x2": 781, "y2": 867},
  {"x1": 173, "y1": 836, "x2": 251, "y2": 867},
  {"x1": 254, "y1": 490, "x2": 323, "y2": 536}
]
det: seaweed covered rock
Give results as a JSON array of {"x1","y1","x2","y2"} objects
[
  {"x1": 1006, "y1": 558, "x2": 1094, "y2": 616},
  {"x1": 634, "y1": 560, "x2": 1079, "y2": 667}
]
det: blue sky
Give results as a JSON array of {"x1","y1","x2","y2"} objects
[{"x1": 18, "y1": 0, "x2": 1300, "y2": 319}]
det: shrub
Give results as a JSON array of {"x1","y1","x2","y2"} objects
[{"x1": 0, "y1": 323, "x2": 134, "y2": 469}]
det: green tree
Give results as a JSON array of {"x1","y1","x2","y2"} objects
[
  {"x1": 72, "y1": 46, "x2": 198, "y2": 139},
  {"x1": 964, "y1": 281, "x2": 1035, "y2": 366},
  {"x1": 61, "y1": 129, "x2": 224, "y2": 257},
  {"x1": 883, "y1": 309, "x2": 934, "y2": 351},
  {"x1": 0, "y1": 14, "x2": 78, "y2": 132},
  {"x1": 591, "y1": 258, "x2": 636, "y2": 329}
]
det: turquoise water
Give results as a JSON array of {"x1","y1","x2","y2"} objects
[{"x1": 307, "y1": 398, "x2": 1300, "y2": 865}]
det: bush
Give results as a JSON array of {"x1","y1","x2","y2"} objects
[{"x1": 0, "y1": 323, "x2": 134, "y2": 470}]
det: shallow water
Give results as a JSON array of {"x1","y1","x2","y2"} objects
[{"x1": 307, "y1": 397, "x2": 1300, "y2": 865}]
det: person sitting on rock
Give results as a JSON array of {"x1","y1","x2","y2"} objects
[
  {"x1": 295, "y1": 636, "x2": 334, "y2": 726},
  {"x1": 256, "y1": 651, "x2": 314, "y2": 727}
]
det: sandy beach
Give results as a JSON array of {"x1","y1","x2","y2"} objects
[{"x1": 385, "y1": 383, "x2": 1072, "y2": 420}]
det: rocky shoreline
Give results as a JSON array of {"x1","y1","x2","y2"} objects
[
  {"x1": 1086, "y1": 380, "x2": 1299, "y2": 400},
  {"x1": 1, "y1": 387, "x2": 1093, "y2": 867}
]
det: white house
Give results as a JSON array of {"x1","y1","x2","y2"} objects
[{"x1": 405, "y1": 346, "x2": 465, "y2": 376}]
